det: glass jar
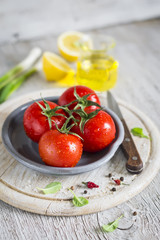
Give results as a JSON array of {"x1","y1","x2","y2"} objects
[{"x1": 76, "y1": 35, "x2": 118, "y2": 91}]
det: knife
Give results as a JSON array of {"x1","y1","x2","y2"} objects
[{"x1": 107, "y1": 91, "x2": 143, "y2": 174}]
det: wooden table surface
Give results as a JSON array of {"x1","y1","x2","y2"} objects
[{"x1": 0, "y1": 19, "x2": 160, "y2": 240}]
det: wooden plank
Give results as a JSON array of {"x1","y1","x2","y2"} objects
[{"x1": 0, "y1": 0, "x2": 160, "y2": 43}]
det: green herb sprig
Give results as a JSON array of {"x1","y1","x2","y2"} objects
[
  {"x1": 37, "y1": 182, "x2": 61, "y2": 194},
  {"x1": 68, "y1": 188, "x2": 88, "y2": 207},
  {"x1": 131, "y1": 127, "x2": 149, "y2": 139},
  {"x1": 0, "y1": 48, "x2": 42, "y2": 104},
  {"x1": 0, "y1": 68, "x2": 37, "y2": 104},
  {"x1": 102, "y1": 214, "x2": 124, "y2": 233}
]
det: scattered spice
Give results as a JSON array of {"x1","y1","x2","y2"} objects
[
  {"x1": 120, "y1": 177, "x2": 124, "y2": 181},
  {"x1": 84, "y1": 190, "x2": 87, "y2": 194},
  {"x1": 108, "y1": 173, "x2": 112, "y2": 178},
  {"x1": 82, "y1": 181, "x2": 99, "y2": 189},
  {"x1": 113, "y1": 179, "x2": 121, "y2": 185},
  {"x1": 70, "y1": 186, "x2": 74, "y2": 190},
  {"x1": 133, "y1": 211, "x2": 137, "y2": 216},
  {"x1": 112, "y1": 178, "x2": 129, "y2": 186},
  {"x1": 111, "y1": 187, "x2": 116, "y2": 192}
]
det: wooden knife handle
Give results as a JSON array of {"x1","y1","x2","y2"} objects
[{"x1": 121, "y1": 119, "x2": 143, "y2": 174}]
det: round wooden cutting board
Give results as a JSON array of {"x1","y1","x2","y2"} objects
[{"x1": 0, "y1": 89, "x2": 160, "y2": 216}]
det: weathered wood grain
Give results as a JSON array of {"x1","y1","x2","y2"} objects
[
  {"x1": 0, "y1": 19, "x2": 160, "y2": 239},
  {"x1": 0, "y1": 0, "x2": 160, "y2": 44}
]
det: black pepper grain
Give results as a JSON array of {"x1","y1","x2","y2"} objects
[
  {"x1": 120, "y1": 177, "x2": 124, "y2": 181},
  {"x1": 84, "y1": 190, "x2": 87, "y2": 194},
  {"x1": 111, "y1": 187, "x2": 116, "y2": 192},
  {"x1": 133, "y1": 211, "x2": 137, "y2": 216},
  {"x1": 108, "y1": 173, "x2": 112, "y2": 178}
]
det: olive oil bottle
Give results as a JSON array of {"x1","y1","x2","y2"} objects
[{"x1": 76, "y1": 49, "x2": 118, "y2": 91}]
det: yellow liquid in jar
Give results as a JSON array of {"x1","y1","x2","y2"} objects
[{"x1": 76, "y1": 57, "x2": 118, "y2": 91}]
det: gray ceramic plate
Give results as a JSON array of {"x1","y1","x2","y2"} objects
[{"x1": 2, "y1": 97, "x2": 124, "y2": 175}]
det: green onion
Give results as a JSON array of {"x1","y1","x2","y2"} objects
[
  {"x1": 0, "y1": 48, "x2": 42, "y2": 104},
  {"x1": 0, "y1": 47, "x2": 42, "y2": 90},
  {"x1": 0, "y1": 67, "x2": 37, "y2": 104},
  {"x1": 0, "y1": 65, "x2": 22, "y2": 84}
]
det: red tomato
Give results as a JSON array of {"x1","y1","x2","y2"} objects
[
  {"x1": 58, "y1": 85, "x2": 101, "y2": 110},
  {"x1": 23, "y1": 101, "x2": 66, "y2": 142},
  {"x1": 39, "y1": 130, "x2": 83, "y2": 167},
  {"x1": 71, "y1": 110, "x2": 116, "y2": 152}
]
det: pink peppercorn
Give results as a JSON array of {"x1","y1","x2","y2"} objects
[
  {"x1": 112, "y1": 178, "x2": 129, "y2": 186},
  {"x1": 82, "y1": 181, "x2": 99, "y2": 189},
  {"x1": 113, "y1": 179, "x2": 121, "y2": 185}
]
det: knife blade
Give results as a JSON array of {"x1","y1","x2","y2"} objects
[{"x1": 107, "y1": 91, "x2": 143, "y2": 174}]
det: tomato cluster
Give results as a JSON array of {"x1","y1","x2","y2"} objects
[{"x1": 23, "y1": 86, "x2": 116, "y2": 168}]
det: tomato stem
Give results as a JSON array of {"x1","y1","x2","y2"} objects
[{"x1": 39, "y1": 87, "x2": 102, "y2": 135}]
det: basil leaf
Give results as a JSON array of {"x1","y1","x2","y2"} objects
[
  {"x1": 73, "y1": 196, "x2": 88, "y2": 207},
  {"x1": 102, "y1": 215, "x2": 124, "y2": 233},
  {"x1": 37, "y1": 182, "x2": 61, "y2": 194},
  {"x1": 69, "y1": 188, "x2": 89, "y2": 207},
  {"x1": 131, "y1": 127, "x2": 149, "y2": 139}
]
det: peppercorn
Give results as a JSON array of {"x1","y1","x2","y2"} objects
[
  {"x1": 114, "y1": 179, "x2": 121, "y2": 185},
  {"x1": 133, "y1": 211, "x2": 137, "y2": 216},
  {"x1": 111, "y1": 187, "x2": 116, "y2": 192},
  {"x1": 84, "y1": 190, "x2": 87, "y2": 194},
  {"x1": 108, "y1": 173, "x2": 112, "y2": 178},
  {"x1": 70, "y1": 186, "x2": 74, "y2": 190},
  {"x1": 120, "y1": 177, "x2": 124, "y2": 181}
]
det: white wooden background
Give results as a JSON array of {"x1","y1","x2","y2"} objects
[
  {"x1": 0, "y1": 0, "x2": 160, "y2": 44},
  {"x1": 0, "y1": 1, "x2": 160, "y2": 239}
]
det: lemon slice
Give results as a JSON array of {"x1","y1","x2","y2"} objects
[
  {"x1": 57, "y1": 31, "x2": 92, "y2": 62},
  {"x1": 42, "y1": 52, "x2": 73, "y2": 81}
]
